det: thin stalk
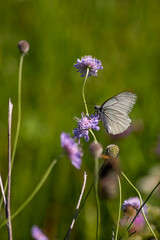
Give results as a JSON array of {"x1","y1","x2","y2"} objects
[
  {"x1": 0, "y1": 157, "x2": 59, "y2": 229},
  {"x1": 6, "y1": 99, "x2": 13, "y2": 240},
  {"x1": 0, "y1": 54, "x2": 25, "y2": 210},
  {"x1": 64, "y1": 172, "x2": 87, "y2": 240},
  {"x1": 82, "y1": 68, "x2": 100, "y2": 240},
  {"x1": 82, "y1": 68, "x2": 98, "y2": 143},
  {"x1": 11, "y1": 53, "x2": 24, "y2": 167},
  {"x1": 82, "y1": 68, "x2": 89, "y2": 115},
  {"x1": 121, "y1": 171, "x2": 158, "y2": 240},
  {"x1": 76, "y1": 162, "x2": 106, "y2": 220},
  {"x1": 115, "y1": 175, "x2": 122, "y2": 240},
  {"x1": 0, "y1": 176, "x2": 6, "y2": 206},
  {"x1": 77, "y1": 182, "x2": 94, "y2": 219},
  {"x1": 94, "y1": 156, "x2": 100, "y2": 240},
  {"x1": 89, "y1": 129, "x2": 98, "y2": 143}
]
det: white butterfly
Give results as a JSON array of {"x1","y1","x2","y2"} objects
[{"x1": 94, "y1": 91, "x2": 137, "y2": 135}]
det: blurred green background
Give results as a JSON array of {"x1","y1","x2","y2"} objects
[{"x1": 0, "y1": 0, "x2": 160, "y2": 239}]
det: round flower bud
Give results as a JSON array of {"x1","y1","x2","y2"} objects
[
  {"x1": 105, "y1": 144, "x2": 119, "y2": 158},
  {"x1": 18, "y1": 40, "x2": 30, "y2": 54},
  {"x1": 89, "y1": 142, "x2": 103, "y2": 158}
]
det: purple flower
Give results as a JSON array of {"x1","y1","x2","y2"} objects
[
  {"x1": 60, "y1": 132, "x2": 83, "y2": 169},
  {"x1": 121, "y1": 197, "x2": 147, "y2": 233},
  {"x1": 74, "y1": 55, "x2": 103, "y2": 77},
  {"x1": 73, "y1": 113, "x2": 100, "y2": 142},
  {"x1": 122, "y1": 197, "x2": 142, "y2": 212},
  {"x1": 31, "y1": 226, "x2": 48, "y2": 240}
]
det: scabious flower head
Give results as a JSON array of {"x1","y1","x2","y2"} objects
[
  {"x1": 18, "y1": 40, "x2": 30, "y2": 54},
  {"x1": 121, "y1": 197, "x2": 147, "y2": 233},
  {"x1": 122, "y1": 197, "x2": 142, "y2": 213},
  {"x1": 74, "y1": 55, "x2": 103, "y2": 77},
  {"x1": 60, "y1": 132, "x2": 83, "y2": 169},
  {"x1": 31, "y1": 226, "x2": 48, "y2": 240},
  {"x1": 73, "y1": 113, "x2": 100, "y2": 142}
]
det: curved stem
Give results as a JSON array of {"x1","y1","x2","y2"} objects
[
  {"x1": 0, "y1": 157, "x2": 59, "y2": 229},
  {"x1": 82, "y1": 68, "x2": 98, "y2": 144},
  {"x1": 115, "y1": 174, "x2": 122, "y2": 240},
  {"x1": 12, "y1": 53, "x2": 25, "y2": 167},
  {"x1": 121, "y1": 171, "x2": 158, "y2": 240},
  {"x1": 82, "y1": 68, "x2": 89, "y2": 115},
  {"x1": 89, "y1": 129, "x2": 98, "y2": 143},
  {"x1": 64, "y1": 172, "x2": 87, "y2": 240},
  {"x1": 0, "y1": 54, "x2": 25, "y2": 211},
  {"x1": 76, "y1": 162, "x2": 106, "y2": 221}
]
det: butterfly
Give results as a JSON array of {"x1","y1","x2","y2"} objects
[{"x1": 94, "y1": 91, "x2": 137, "y2": 135}]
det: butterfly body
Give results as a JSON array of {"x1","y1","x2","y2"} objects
[{"x1": 94, "y1": 91, "x2": 137, "y2": 135}]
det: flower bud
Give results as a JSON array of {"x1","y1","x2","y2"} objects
[
  {"x1": 106, "y1": 144, "x2": 119, "y2": 158},
  {"x1": 18, "y1": 40, "x2": 30, "y2": 54},
  {"x1": 89, "y1": 142, "x2": 103, "y2": 158}
]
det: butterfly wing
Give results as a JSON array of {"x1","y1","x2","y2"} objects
[{"x1": 100, "y1": 91, "x2": 137, "y2": 135}]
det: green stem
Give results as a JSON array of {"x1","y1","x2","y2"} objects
[
  {"x1": 89, "y1": 129, "x2": 98, "y2": 143},
  {"x1": 0, "y1": 158, "x2": 58, "y2": 229},
  {"x1": 12, "y1": 53, "x2": 25, "y2": 167},
  {"x1": 82, "y1": 67, "x2": 101, "y2": 239},
  {"x1": 121, "y1": 171, "x2": 158, "y2": 240},
  {"x1": 115, "y1": 175, "x2": 122, "y2": 240},
  {"x1": 0, "y1": 54, "x2": 25, "y2": 211},
  {"x1": 94, "y1": 156, "x2": 100, "y2": 240},
  {"x1": 82, "y1": 68, "x2": 98, "y2": 144},
  {"x1": 82, "y1": 68, "x2": 89, "y2": 115}
]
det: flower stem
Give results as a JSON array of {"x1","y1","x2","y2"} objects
[
  {"x1": 82, "y1": 68, "x2": 89, "y2": 115},
  {"x1": 115, "y1": 174, "x2": 122, "y2": 240},
  {"x1": 82, "y1": 67, "x2": 100, "y2": 239},
  {"x1": 0, "y1": 157, "x2": 59, "y2": 229},
  {"x1": 6, "y1": 99, "x2": 13, "y2": 240},
  {"x1": 0, "y1": 176, "x2": 6, "y2": 206},
  {"x1": 0, "y1": 53, "x2": 25, "y2": 211},
  {"x1": 121, "y1": 171, "x2": 158, "y2": 240},
  {"x1": 11, "y1": 53, "x2": 25, "y2": 167},
  {"x1": 64, "y1": 172, "x2": 87, "y2": 240},
  {"x1": 94, "y1": 156, "x2": 100, "y2": 240},
  {"x1": 89, "y1": 129, "x2": 98, "y2": 143}
]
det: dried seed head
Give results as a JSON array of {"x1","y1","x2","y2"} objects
[
  {"x1": 105, "y1": 144, "x2": 119, "y2": 158},
  {"x1": 18, "y1": 40, "x2": 30, "y2": 54},
  {"x1": 89, "y1": 142, "x2": 103, "y2": 158}
]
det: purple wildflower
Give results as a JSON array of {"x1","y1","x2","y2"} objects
[
  {"x1": 31, "y1": 226, "x2": 48, "y2": 240},
  {"x1": 121, "y1": 197, "x2": 147, "y2": 233},
  {"x1": 73, "y1": 113, "x2": 100, "y2": 142},
  {"x1": 60, "y1": 132, "x2": 83, "y2": 169},
  {"x1": 122, "y1": 197, "x2": 142, "y2": 212},
  {"x1": 74, "y1": 55, "x2": 103, "y2": 77}
]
